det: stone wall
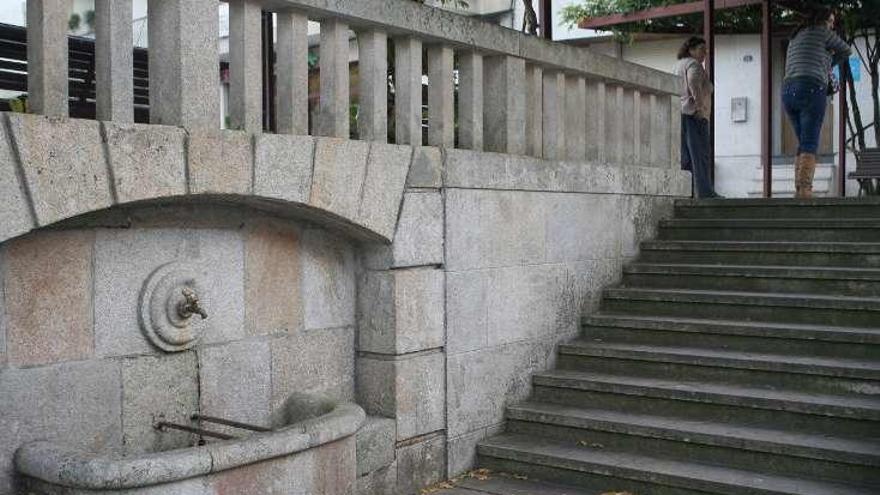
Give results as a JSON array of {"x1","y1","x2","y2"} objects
[
  {"x1": 0, "y1": 205, "x2": 357, "y2": 494},
  {"x1": 0, "y1": 116, "x2": 689, "y2": 494},
  {"x1": 355, "y1": 148, "x2": 689, "y2": 490}
]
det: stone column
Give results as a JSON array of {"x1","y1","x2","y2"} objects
[
  {"x1": 565, "y1": 75, "x2": 586, "y2": 160},
  {"x1": 525, "y1": 64, "x2": 543, "y2": 158},
  {"x1": 228, "y1": 0, "x2": 263, "y2": 132},
  {"x1": 637, "y1": 91, "x2": 652, "y2": 166},
  {"x1": 148, "y1": 0, "x2": 220, "y2": 129},
  {"x1": 669, "y1": 94, "x2": 681, "y2": 168},
  {"x1": 604, "y1": 84, "x2": 624, "y2": 164},
  {"x1": 26, "y1": 0, "x2": 68, "y2": 117},
  {"x1": 457, "y1": 50, "x2": 483, "y2": 151},
  {"x1": 318, "y1": 19, "x2": 350, "y2": 138},
  {"x1": 620, "y1": 88, "x2": 635, "y2": 164},
  {"x1": 275, "y1": 11, "x2": 309, "y2": 135},
  {"x1": 357, "y1": 29, "x2": 388, "y2": 142},
  {"x1": 541, "y1": 71, "x2": 565, "y2": 160},
  {"x1": 483, "y1": 55, "x2": 526, "y2": 155},
  {"x1": 95, "y1": 0, "x2": 133, "y2": 122},
  {"x1": 586, "y1": 80, "x2": 606, "y2": 162},
  {"x1": 427, "y1": 45, "x2": 454, "y2": 148},
  {"x1": 394, "y1": 37, "x2": 422, "y2": 146},
  {"x1": 651, "y1": 93, "x2": 672, "y2": 168}
]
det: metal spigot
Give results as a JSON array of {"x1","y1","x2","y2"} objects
[{"x1": 178, "y1": 287, "x2": 208, "y2": 320}]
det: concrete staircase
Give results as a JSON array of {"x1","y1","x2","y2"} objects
[{"x1": 476, "y1": 198, "x2": 880, "y2": 495}]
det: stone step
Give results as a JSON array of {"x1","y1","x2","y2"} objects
[
  {"x1": 600, "y1": 288, "x2": 880, "y2": 328},
  {"x1": 638, "y1": 240, "x2": 880, "y2": 268},
  {"x1": 674, "y1": 197, "x2": 880, "y2": 219},
  {"x1": 531, "y1": 370, "x2": 880, "y2": 438},
  {"x1": 505, "y1": 402, "x2": 880, "y2": 484},
  {"x1": 556, "y1": 341, "x2": 880, "y2": 397},
  {"x1": 622, "y1": 263, "x2": 880, "y2": 297},
  {"x1": 478, "y1": 433, "x2": 878, "y2": 495},
  {"x1": 581, "y1": 314, "x2": 880, "y2": 360},
  {"x1": 658, "y1": 218, "x2": 880, "y2": 242}
]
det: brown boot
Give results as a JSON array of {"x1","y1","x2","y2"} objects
[
  {"x1": 797, "y1": 153, "x2": 817, "y2": 199},
  {"x1": 793, "y1": 154, "x2": 803, "y2": 197}
]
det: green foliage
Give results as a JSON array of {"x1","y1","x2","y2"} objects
[
  {"x1": 84, "y1": 10, "x2": 96, "y2": 32},
  {"x1": 68, "y1": 13, "x2": 81, "y2": 32},
  {"x1": 560, "y1": 0, "x2": 877, "y2": 36},
  {"x1": 8, "y1": 95, "x2": 28, "y2": 114}
]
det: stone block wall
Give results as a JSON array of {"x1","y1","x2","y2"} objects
[
  {"x1": 353, "y1": 147, "x2": 688, "y2": 490},
  {"x1": 440, "y1": 151, "x2": 684, "y2": 476},
  {"x1": 0, "y1": 117, "x2": 688, "y2": 494},
  {"x1": 0, "y1": 205, "x2": 357, "y2": 494}
]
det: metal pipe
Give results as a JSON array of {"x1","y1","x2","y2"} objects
[
  {"x1": 191, "y1": 414, "x2": 272, "y2": 433},
  {"x1": 761, "y1": 0, "x2": 773, "y2": 197},
  {"x1": 541, "y1": 0, "x2": 552, "y2": 39},
  {"x1": 262, "y1": 10, "x2": 276, "y2": 132},
  {"x1": 839, "y1": 84, "x2": 847, "y2": 196},
  {"x1": 704, "y1": 0, "x2": 716, "y2": 187},
  {"x1": 154, "y1": 421, "x2": 237, "y2": 440}
]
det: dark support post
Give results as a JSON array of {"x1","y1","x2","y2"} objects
[
  {"x1": 839, "y1": 85, "x2": 847, "y2": 196},
  {"x1": 761, "y1": 0, "x2": 772, "y2": 197},
  {"x1": 541, "y1": 0, "x2": 553, "y2": 40},
  {"x1": 704, "y1": 0, "x2": 715, "y2": 186},
  {"x1": 261, "y1": 11, "x2": 275, "y2": 132}
]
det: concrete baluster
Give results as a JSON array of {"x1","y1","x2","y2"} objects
[
  {"x1": 565, "y1": 75, "x2": 587, "y2": 160},
  {"x1": 275, "y1": 11, "x2": 309, "y2": 135},
  {"x1": 357, "y1": 29, "x2": 388, "y2": 142},
  {"x1": 95, "y1": 0, "x2": 133, "y2": 122},
  {"x1": 541, "y1": 71, "x2": 565, "y2": 160},
  {"x1": 669, "y1": 95, "x2": 681, "y2": 168},
  {"x1": 318, "y1": 19, "x2": 350, "y2": 138},
  {"x1": 621, "y1": 87, "x2": 636, "y2": 164},
  {"x1": 525, "y1": 64, "x2": 543, "y2": 158},
  {"x1": 394, "y1": 36, "x2": 423, "y2": 146},
  {"x1": 605, "y1": 84, "x2": 624, "y2": 164},
  {"x1": 427, "y1": 45, "x2": 454, "y2": 148},
  {"x1": 587, "y1": 81, "x2": 608, "y2": 163},
  {"x1": 587, "y1": 80, "x2": 606, "y2": 162},
  {"x1": 650, "y1": 93, "x2": 672, "y2": 168},
  {"x1": 26, "y1": 0, "x2": 69, "y2": 117},
  {"x1": 457, "y1": 50, "x2": 483, "y2": 151},
  {"x1": 483, "y1": 55, "x2": 526, "y2": 155},
  {"x1": 228, "y1": 0, "x2": 263, "y2": 132},
  {"x1": 148, "y1": 0, "x2": 220, "y2": 128},
  {"x1": 637, "y1": 91, "x2": 652, "y2": 166}
]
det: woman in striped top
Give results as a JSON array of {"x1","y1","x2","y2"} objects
[{"x1": 782, "y1": 7, "x2": 852, "y2": 198}]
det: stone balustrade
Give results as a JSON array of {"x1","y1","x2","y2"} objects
[{"x1": 25, "y1": 0, "x2": 680, "y2": 167}]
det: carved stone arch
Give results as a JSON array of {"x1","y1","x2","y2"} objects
[{"x1": 0, "y1": 113, "x2": 414, "y2": 246}]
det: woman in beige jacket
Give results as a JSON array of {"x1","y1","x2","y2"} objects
[{"x1": 675, "y1": 36, "x2": 721, "y2": 199}]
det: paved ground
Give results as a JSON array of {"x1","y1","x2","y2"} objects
[{"x1": 426, "y1": 470, "x2": 623, "y2": 495}]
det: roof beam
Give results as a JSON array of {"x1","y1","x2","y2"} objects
[{"x1": 578, "y1": 0, "x2": 762, "y2": 29}]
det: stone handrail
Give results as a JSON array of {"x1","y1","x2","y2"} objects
[{"x1": 25, "y1": 0, "x2": 680, "y2": 167}]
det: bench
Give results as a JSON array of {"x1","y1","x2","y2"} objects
[{"x1": 849, "y1": 147, "x2": 880, "y2": 196}]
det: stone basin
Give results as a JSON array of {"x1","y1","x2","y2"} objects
[{"x1": 14, "y1": 394, "x2": 364, "y2": 494}]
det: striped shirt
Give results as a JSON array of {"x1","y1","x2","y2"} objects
[{"x1": 784, "y1": 26, "x2": 851, "y2": 86}]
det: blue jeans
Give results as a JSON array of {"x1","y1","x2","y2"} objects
[
  {"x1": 681, "y1": 114, "x2": 717, "y2": 198},
  {"x1": 782, "y1": 78, "x2": 827, "y2": 154}
]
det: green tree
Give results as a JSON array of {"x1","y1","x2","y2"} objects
[{"x1": 560, "y1": 0, "x2": 880, "y2": 150}]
